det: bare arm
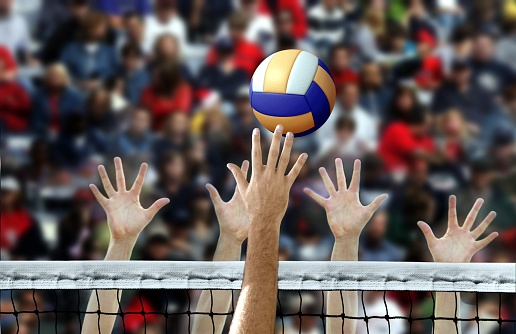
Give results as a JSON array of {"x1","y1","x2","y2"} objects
[
  {"x1": 228, "y1": 126, "x2": 308, "y2": 334},
  {"x1": 192, "y1": 161, "x2": 250, "y2": 334},
  {"x1": 82, "y1": 158, "x2": 169, "y2": 334},
  {"x1": 304, "y1": 159, "x2": 387, "y2": 334},
  {"x1": 418, "y1": 196, "x2": 498, "y2": 334}
]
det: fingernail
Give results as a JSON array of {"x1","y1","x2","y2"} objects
[
  {"x1": 287, "y1": 132, "x2": 293, "y2": 139},
  {"x1": 276, "y1": 124, "x2": 283, "y2": 133},
  {"x1": 253, "y1": 128, "x2": 259, "y2": 136},
  {"x1": 226, "y1": 164, "x2": 232, "y2": 171},
  {"x1": 302, "y1": 153, "x2": 308, "y2": 159}
]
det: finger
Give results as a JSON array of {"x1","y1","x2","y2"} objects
[
  {"x1": 277, "y1": 132, "x2": 294, "y2": 173},
  {"x1": 348, "y1": 159, "x2": 361, "y2": 193},
  {"x1": 319, "y1": 167, "x2": 336, "y2": 195},
  {"x1": 98, "y1": 165, "x2": 116, "y2": 197},
  {"x1": 417, "y1": 221, "x2": 437, "y2": 246},
  {"x1": 475, "y1": 232, "x2": 499, "y2": 251},
  {"x1": 130, "y1": 163, "x2": 148, "y2": 194},
  {"x1": 472, "y1": 211, "x2": 497, "y2": 239},
  {"x1": 266, "y1": 124, "x2": 284, "y2": 168},
  {"x1": 303, "y1": 188, "x2": 326, "y2": 207},
  {"x1": 146, "y1": 198, "x2": 171, "y2": 218},
  {"x1": 206, "y1": 183, "x2": 223, "y2": 206},
  {"x1": 241, "y1": 160, "x2": 250, "y2": 178},
  {"x1": 114, "y1": 157, "x2": 126, "y2": 191},
  {"x1": 367, "y1": 194, "x2": 389, "y2": 213},
  {"x1": 89, "y1": 184, "x2": 108, "y2": 206},
  {"x1": 335, "y1": 158, "x2": 347, "y2": 191},
  {"x1": 287, "y1": 153, "x2": 308, "y2": 184},
  {"x1": 251, "y1": 128, "x2": 263, "y2": 171},
  {"x1": 463, "y1": 198, "x2": 484, "y2": 230},
  {"x1": 448, "y1": 195, "x2": 458, "y2": 227},
  {"x1": 228, "y1": 163, "x2": 249, "y2": 194}
]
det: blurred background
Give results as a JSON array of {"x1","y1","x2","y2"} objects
[{"x1": 1, "y1": 0, "x2": 515, "y2": 333}]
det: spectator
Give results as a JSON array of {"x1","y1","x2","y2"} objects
[
  {"x1": 360, "y1": 210, "x2": 404, "y2": 262},
  {"x1": 206, "y1": 11, "x2": 264, "y2": 78},
  {"x1": 0, "y1": 176, "x2": 47, "y2": 260},
  {"x1": 437, "y1": 24, "x2": 473, "y2": 73},
  {"x1": 197, "y1": 39, "x2": 248, "y2": 101},
  {"x1": 432, "y1": 59, "x2": 495, "y2": 127},
  {"x1": 386, "y1": 85, "x2": 424, "y2": 124},
  {"x1": 0, "y1": 56, "x2": 31, "y2": 132},
  {"x1": 484, "y1": 82, "x2": 516, "y2": 143},
  {"x1": 470, "y1": 32, "x2": 515, "y2": 96},
  {"x1": 39, "y1": 0, "x2": 92, "y2": 65},
  {"x1": 85, "y1": 88, "x2": 116, "y2": 142},
  {"x1": 110, "y1": 106, "x2": 154, "y2": 161},
  {"x1": 140, "y1": 61, "x2": 193, "y2": 130},
  {"x1": 378, "y1": 109, "x2": 436, "y2": 174},
  {"x1": 0, "y1": 45, "x2": 17, "y2": 80},
  {"x1": 116, "y1": 12, "x2": 146, "y2": 52},
  {"x1": 307, "y1": 0, "x2": 346, "y2": 57},
  {"x1": 274, "y1": 9, "x2": 313, "y2": 52},
  {"x1": 318, "y1": 82, "x2": 378, "y2": 151},
  {"x1": 143, "y1": 0, "x2": 187, "y2": 55},
  {"x1": 119, "y1": 43, "x2": 149, "y2": 104},
  {"x1": 354, "y1": 4, "x2": 387, "y2": 62},
  {"x1": 220, "y1": 0, "x2": 275, "y2": 55},
  {"x1": 496, "y1": 21, "x2": 516, "y2": 72},
  {"x1": 359, "y1": 61, "x2": 391, "y2": 118},
  {"x1": 456, "y1": 157, "x2": 516, "y2": 230},
  {"x1": 92, "y1": 0, "x2": 151, "y2": 28},
  {"x1": 60, "y1": 11, "x2": 118, "y2": 90},
  {"x1": 149, "y1": 33, "x2": 192, "y2": 81},
  {"x1": 31, "y1": 64, "x2": 83, "y2": 135},
  {"x1": 328, "y1": 43, "x2": 359, "y2": 92},
  {"x1": 153, "y1": 112, "x2": 190, "y2": 161},
  {"x1": 0, "y1": 0, "x2": 31, "y2": 59},
  {"x1": 178, "y1": 0, "x2": 232, "y2": 43}
]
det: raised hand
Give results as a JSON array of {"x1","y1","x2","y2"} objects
[
  {"x1": 418, "y1": 195, "x2": 498, "y2": 263},
  {"x1": 304, "y1": 159, "x2": 388, "y2": 239},
  {"x1": 89, "y1": 157, "x2": 170, "y2": 242},
  {"x1": 227, "y1": 126, "x2": 308, "y2": 225},
  {"x1": 206, "y1": 160, "x2": 250, "y2": 243}
]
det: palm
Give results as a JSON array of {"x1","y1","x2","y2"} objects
[
  {"x1": 206, "y1": 160, "x2": 250, "y2": 243},
  {"x1": 304, "y1": 159, "x2": 388, "y2": 239},
  {"x1": 89, "y1": 158, "x2": 170, "y2": 241},
  {"x1": 418, "y1": 196, "x2": 498, "y2": 263}
]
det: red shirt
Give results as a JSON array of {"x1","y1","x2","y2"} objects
[
  {"x1": 140, "y1": 82, "x2": 192, "y2": 130},
  {"x1": 415, "y1": 56, "x2": 443, "y2": 89},
  {"x1": 207, "y1": 39, "x2": 264, "y2": 78},
  {"x1": 0, "y1": 46, "x2": 17, "y2": 72},
  {"x1": 0, "y1": 81, "x2": 31, "y2": 131},
  {"x1": 331, "y1": 68, "x2": 359, "y2": 92},
  {"x1": 1, "y1": 210, "x2": 32, "y2": 251},
  {"x1": 378, "y1": 122, "x2": 435, "y2": 172}
]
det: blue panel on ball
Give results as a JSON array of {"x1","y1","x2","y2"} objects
[
  {"x1": 317, "y1": 59, "x2": 333, "y2": 80},
  {"x1": 251, "y1": 92, "x2": 311, "y2": 117},
  {"x1": 304, "y1": 81, "x2": 331, "y2": 129}
]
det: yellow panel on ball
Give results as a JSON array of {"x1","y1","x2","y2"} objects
[
  {"x1": 253, "y1": 109, "x2": 315, "y2": 134},
  {"x1": 263, "y1": 49, "x2": 302, "y2": 93},
  {"x1": 313, "y1": 66, "x2": 336, "y2": 112}
]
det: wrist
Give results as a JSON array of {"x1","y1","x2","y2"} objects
[
  {"x1": 106, "y1": 237, "x2": 137, "y2": 260},
  {"x1": 332, "y1": 236, "x2": 359, "y2": 261},
  {"x1": 219, "y1": 231, "x2": 245, "y2": 247}
]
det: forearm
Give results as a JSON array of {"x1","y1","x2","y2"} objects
[
  {"x1": 434, "y1": 292, "x2": 461, "y2": 334},
  {"x1": 230, "y1": 217, "x2": 281, "y2": 334},
  {"x1": 327, "y1": 237, "x2": 359, "y2": 334},
  {"x1": 82, "y1": 237, "x2": 136, "y2": 334},
  {"x1": 193, "y1": 233, "x2": 243, "y2": 334}
]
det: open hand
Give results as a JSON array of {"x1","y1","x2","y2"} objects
[
  {"x1": 304, "y1": 159, "x2": 388, "y2": 239},
  {"x1": 89, "y1": 157, "x2": 170, "y2": 242},
  {"x1": 418, "y1": 196, "x2": 498, "y2": 263},
  {"x1": 227, "y1": 126, "x2": 308, "y2": 225},
  {"x1": 206, "y1": 160, "x2": 250, "y2": 243}
]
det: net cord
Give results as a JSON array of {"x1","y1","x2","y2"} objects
[{"x1": 1, "y1": 261, "x2": 515, "y2": 292}]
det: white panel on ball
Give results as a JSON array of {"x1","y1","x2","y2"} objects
[
  {"x1": 251, "y1": 53, "x2": 274, "y2": 92},
  {"x1": 285, "y1": 51, "x2": 319, "y2": 95}
]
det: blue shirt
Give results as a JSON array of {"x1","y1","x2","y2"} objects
[
  {"x1": 93, "y1": 0, "x2": 151, "y2": 15},
  {"x1": 60, "y1": 42, "x2": 118, "y2": 82}
]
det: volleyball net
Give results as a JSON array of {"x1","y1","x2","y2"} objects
[{"x1": 1, "y1": 261, "x2": 515, "y2": 333}]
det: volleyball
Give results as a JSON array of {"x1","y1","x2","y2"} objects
[{"x1": 250, "y1": 49, "x2": 336, "y2": 137}]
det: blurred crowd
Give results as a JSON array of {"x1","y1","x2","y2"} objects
[{"x1": 1, "y1": 0, "x2": 516, "y2": 333}]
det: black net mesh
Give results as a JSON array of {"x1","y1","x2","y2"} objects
[{"x1": 1, "y1": 289, "x2": 515, "y2": 334}]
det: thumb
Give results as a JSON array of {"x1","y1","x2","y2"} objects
[
  {"x1": 227, "y1": 163, "x2": 248, "y2": 195},
  {"x1": 367, "y1": 193, "x2": 388, "y2": 213},
  {"x1": 417, "y1": 221, "x2": 437, "y2": 246},
  {"x1": 146, "y1": 198, "x2": 170, "y2": 218},
  {"x1": 206, "y1": 183, "x2": 223, "y2": 206}
]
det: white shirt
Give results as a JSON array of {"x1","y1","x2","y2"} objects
[
  {"x1": 143, "y1": 14, "x2": 188, "y2": 55},
  {"x1": 307, "y1": 4, "x2": 346, "y2": 44},
  {"x1": 317, "y1": 102, "x2": 379, "y2": 152},
  {"x1": 0, "y1": 13, "x2": 31, "y2": 54},
  {"x1": 357, "y1": 297, "x2": 406, "y2": 334}
]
